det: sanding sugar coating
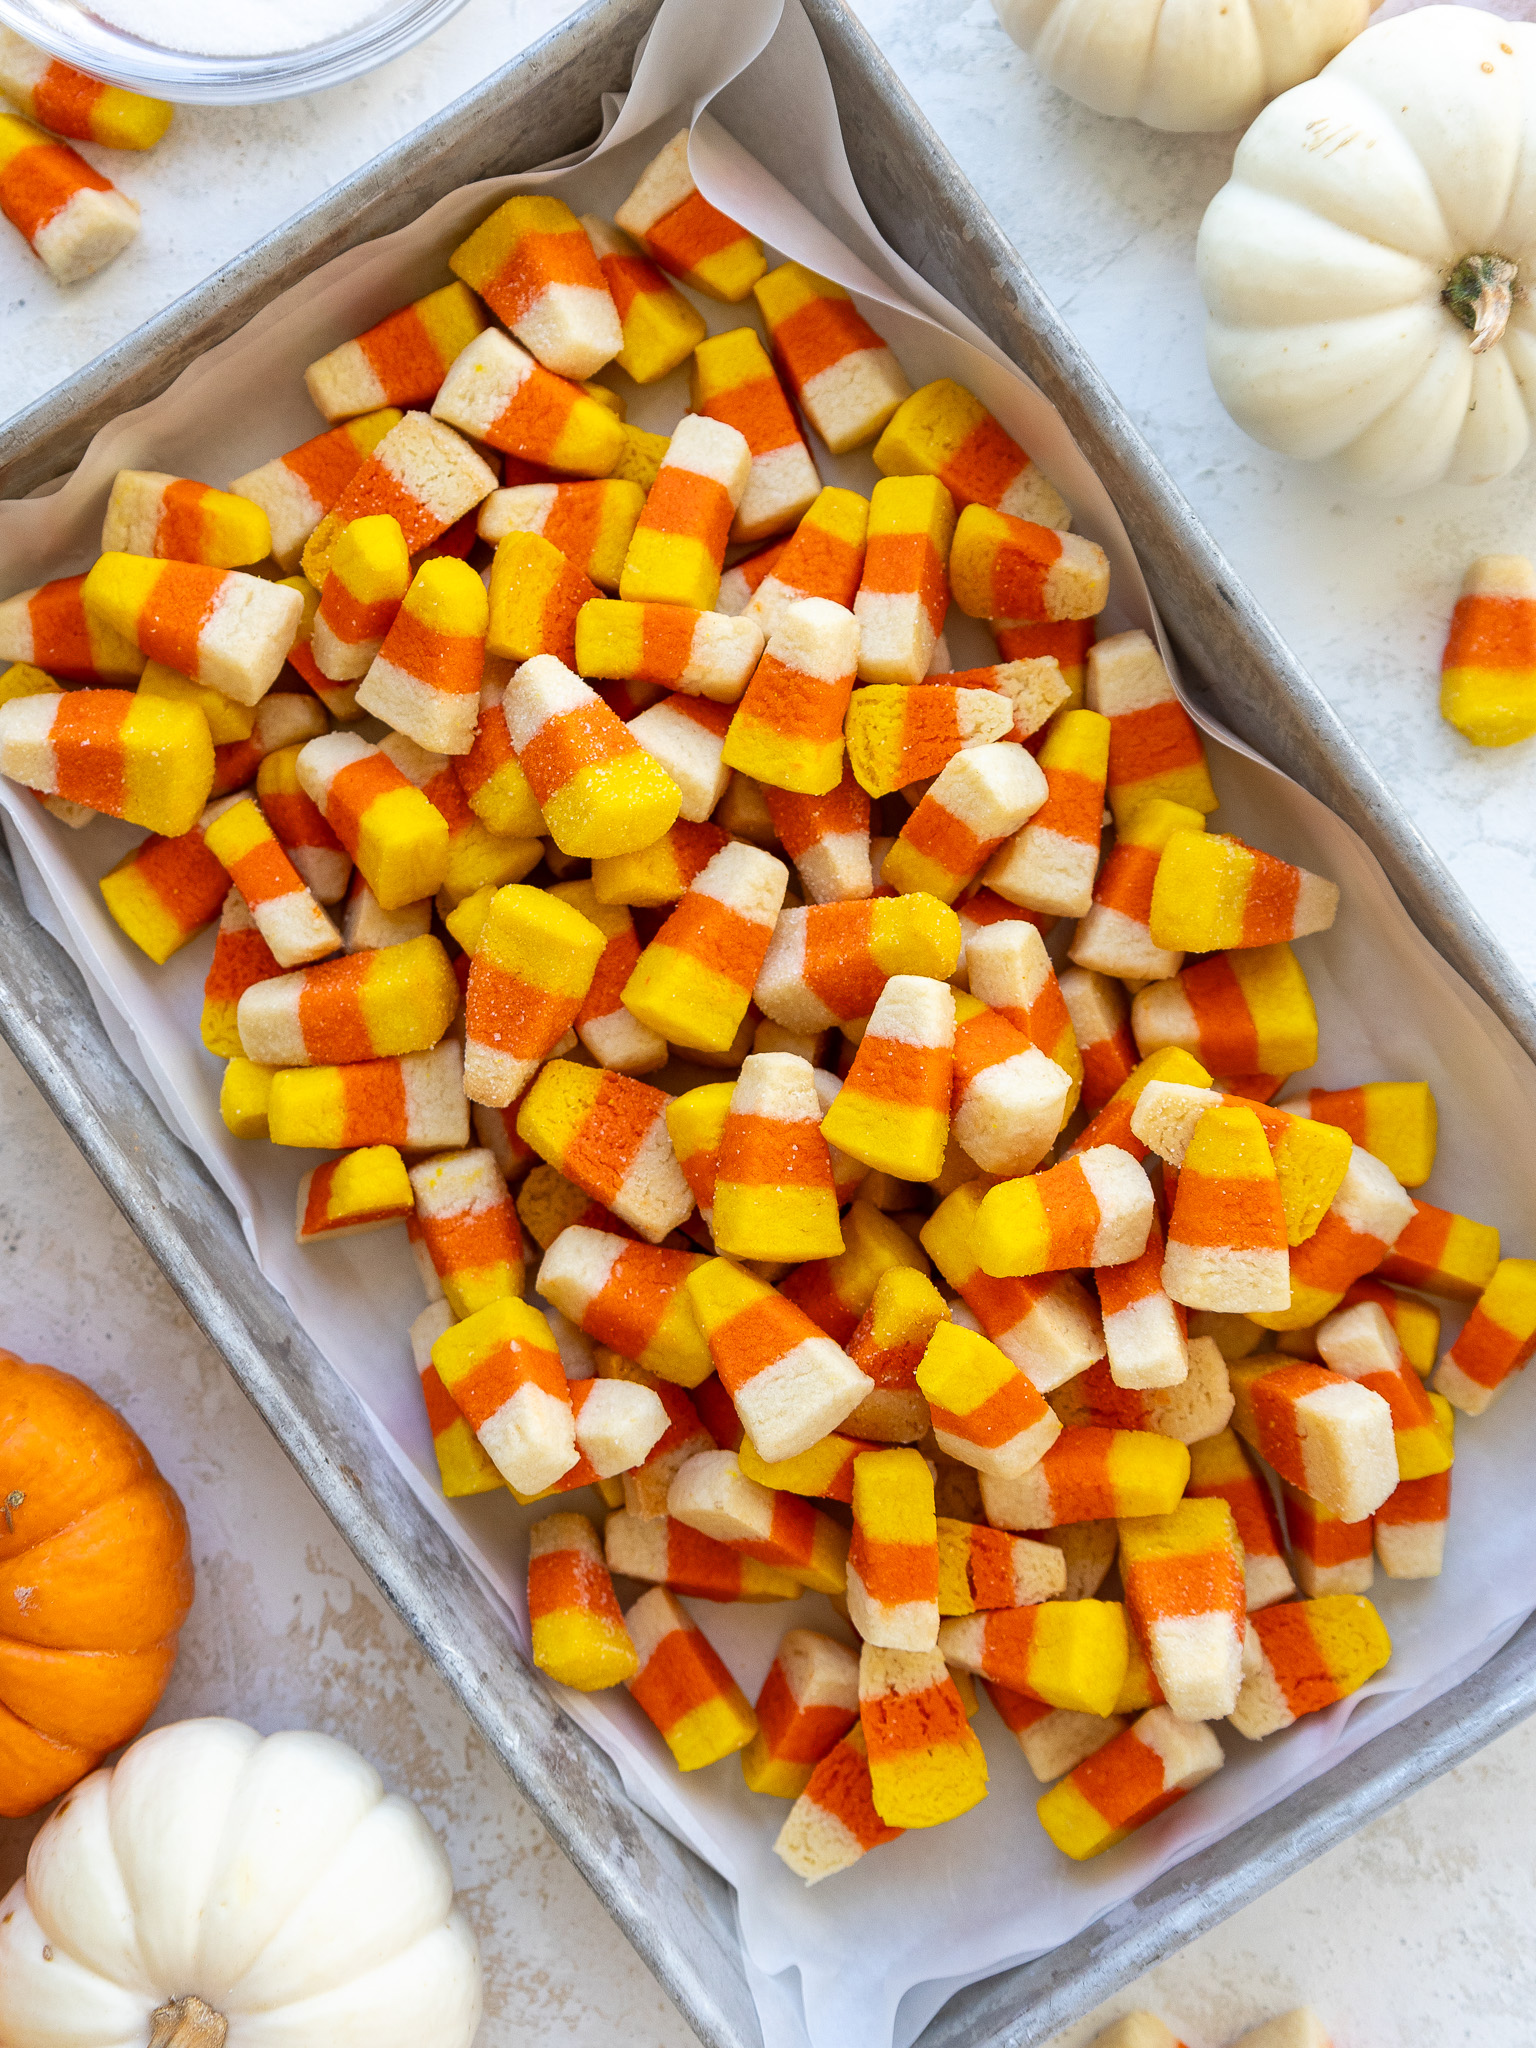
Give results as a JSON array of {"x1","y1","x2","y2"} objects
[{"x1": 85, "y1": 0, "x2": 397, "y2": 56}]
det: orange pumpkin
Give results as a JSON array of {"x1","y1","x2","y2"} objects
[{"x1": 0, "y1": 1349, "x2": 193, "y2": 1817}]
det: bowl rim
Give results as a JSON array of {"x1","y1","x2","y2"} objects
[{"x1": 0, "y1": 0, "x2": 475, "y2": 101}]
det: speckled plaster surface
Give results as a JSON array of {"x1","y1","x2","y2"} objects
[{"x1": 5, "y1": 2, "x2": 1536, "y2": 2043}]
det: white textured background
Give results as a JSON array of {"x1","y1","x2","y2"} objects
[{"x1": 4, "y1": 0, "x2": 1536, "y2": 2042}]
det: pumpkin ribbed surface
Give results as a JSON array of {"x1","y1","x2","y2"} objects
[
  {"x1": 0, "y1": 1719, "x2": 482, "y2": 2046},
  {"x1": 1198, "y1": 9, "x2": 1536, "y2": 491},
  {"x1": 0, "y1": 1350, "x2": 192, "y2": 1816}
]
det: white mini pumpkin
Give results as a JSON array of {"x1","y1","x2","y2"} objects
[
  {"x1": 993, "y1": 0, "x2": 1373, "y2": 132},
  {"x1": 0, "y1": 1718, "x2": 482, "y2": 2048},
  {"x1": 1198, "y1": 7, "x2": 1536, "y2": 493}
]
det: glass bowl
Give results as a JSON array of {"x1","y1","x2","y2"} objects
[{"x1": 0, "y1": 0, "x2": 475, "y2": 101}]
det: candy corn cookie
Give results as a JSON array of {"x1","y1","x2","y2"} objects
[
  {"x1": 1440, "y1": 554, "x2": 1536, "y2": 747},
  {"x1": 451, "y1": 195, "x2": 622, "y2": 381},
  {"x1": 528, "y1": 1513, "x2": 637, "y2": 1690},
  {"x1": 874, "y1": 380, "x2": 1067, "y2": 528},
  {"x1": 1036, "y1": 1706, "x2": 1223, "y2": 1859},
  {"x1": 755, "y1": 263, "x2": 910, "y2": 453},
  {"x1": 743, "y1": 1628, "x2": 860, "y2": 1798},
  {"x1": 615, "y1": 130, "x2": 767, "y2": 302},
  {"x1": 0, "y1": 111, "x2": 139, "y2": 282},
  {"x1": 859, "y1": 1643, "x2": 988, "y2": 1828},
  {"x1": 625, "y1": 1588, "x2": 758, "y2": 1769},
  {"x1": 773, "y1": 1725, "x2": 902, "y2": 1881}
]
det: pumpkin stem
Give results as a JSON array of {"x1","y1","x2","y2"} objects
[
  {"x1": 147, "y1": 1997, "x2": 228, "y2": 2048},
  {"x1": 1444, "y1": 254, "x2": 1518, "y2": 354}
]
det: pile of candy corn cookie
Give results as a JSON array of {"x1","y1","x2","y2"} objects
[
  {"x1": 2, "y1": 127, "x2": 1530, "y2": 1886},
  {"x1": 0, "y1": 28, "x2": 171, "y2": 285}
]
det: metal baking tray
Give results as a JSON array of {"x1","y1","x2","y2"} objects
[{"x1": 3, "y1": 3, "x2": 1536, "y2": 2043}]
